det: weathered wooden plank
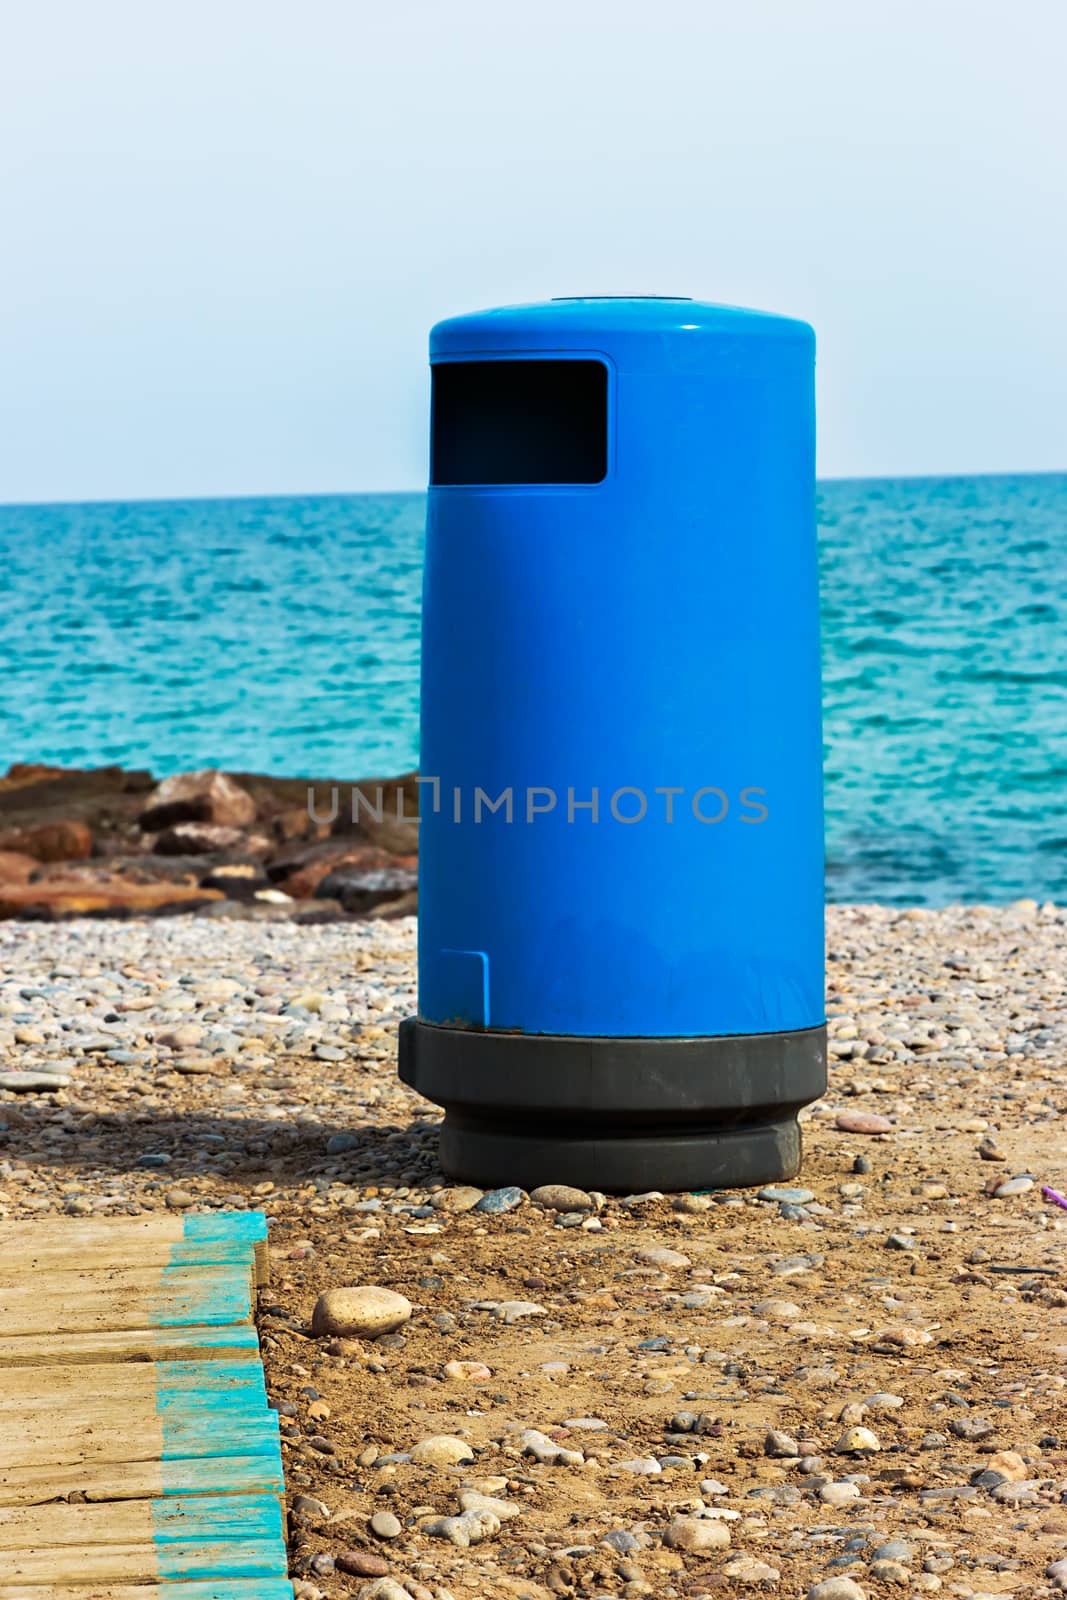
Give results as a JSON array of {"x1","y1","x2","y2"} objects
[
  {"x1": 0, "y1": 1214, "x2": 266, "y2": 1251},
  {"x1": 0, "y1": 1213, "x2": 269, "y2": 1287},
  {"x1": 0, "y1": 1539, "x2": 289, "y2": 1582},
  {"x1": 0, "y1": 1214, "x2": 287, "y2": 1588},
  {"x1": 0, "y1": 1452, "x2": 285, "y2": 1509},
  {"x1": 1, "y1": 1382, "x2": 267, "y2": 1449},
  {"x1": 0, "y1": 1264, "x2": 253, "y2": 1337},
  {"x1": 0, "y1": 1400, "x2": 281, "y2": 1470},
  {"x1": 0, "y1": 1361, "x2": 265, "y2": 1408},
  {"x1": 0, "y1": 1492, "x2": 284, "y2": 1550},
  {"x1": 0, "y1": 1238, "x2": 259, "y2": 1280},
  {"x1": 0, "y1": 1582, "x2": 294, "y2": 1599},
  {"x1": 0, "y1": 1323, "x2": 262, "y2": 1368}
]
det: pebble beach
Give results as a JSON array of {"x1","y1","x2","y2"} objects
[{"x1": 1, "y1": 902, "x2": 1065, "y2": 1599}]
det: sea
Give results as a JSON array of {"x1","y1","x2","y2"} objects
[{"x1": 1, "y1": 475, "x2": 1064, "y2": 906}]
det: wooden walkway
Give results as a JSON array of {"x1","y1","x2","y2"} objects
[{"x1": 0, "y1": 1212, "x2": 293, "y2": 1598}]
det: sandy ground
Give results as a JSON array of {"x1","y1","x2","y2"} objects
[{"x1": 1, "y1": 903, "x2": 1065, "y2": 1600}]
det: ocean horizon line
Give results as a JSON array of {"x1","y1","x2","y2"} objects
[{"x1": 3, "y1": 464, "x2": 1067, "y2": 513}]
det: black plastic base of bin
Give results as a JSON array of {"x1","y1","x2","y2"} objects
[{"x1": 398, "y1": 1017, "x2": 826, "y2": 1193}]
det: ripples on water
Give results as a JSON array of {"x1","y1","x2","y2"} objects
[{"x1": 1, "y1": 476, "x2": 1063, "y2": 904}]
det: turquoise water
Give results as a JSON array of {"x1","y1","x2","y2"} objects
[{"x1": 1, "y1": 475, "x2": 1064, "y2": 904}]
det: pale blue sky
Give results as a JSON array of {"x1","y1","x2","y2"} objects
[{"x1": 1, "y1": 0, "x2": 1064, "y2": 502}]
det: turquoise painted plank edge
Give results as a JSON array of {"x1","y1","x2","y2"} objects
[
  {"x1": 154, "y1": 1361, "x2": 266, "y2": 1399},
  {"x1": 151, "y1": 1266, "x2": 251, "y2": 1327},
  {"x1": 182, "y1": 1215, "x2": 268, "y2": 1244},
  {"x1": 151, "y1": 1492, "x2": 284, "y2": 1544},
  {"x1": 156, "y1": 1538, "x2": 289, "y2": 1579},
  {"x1": 156, "y1": 1387, "x2": 267, "y2": 1419},
  {"x1": 152, "y1": 1324, "x2": 261, "y2": 1355},
  {"x1": 159, "y1": 1407, "x2": 280, "y2": 1462},
  {"x1": 158, "y1": 1584, "x2": 293, "y2": 1599},
  {"x1": 161, "y1": 1451, "x2": 285, "y2": 1498},
  {"x1": 164, "y1": 1241, "x2": 264, "y2": 1268},
  {"x1": 152, "y1": 1211, "x2": 288, "y2": 1581}
]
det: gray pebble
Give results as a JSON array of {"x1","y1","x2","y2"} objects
[
  {"x1": 758, "y1": 1185, "x2": 814, "y2": 1205},
  {"x1": 474, "y1": 1186, "x2": 525, "y2": 1214},
  {"x1": 993, "y1": 1175, "x2": 1034, "y2": 1197},
  {"x1": 872, "y1": 1542, "x2": 913, "y2": 1563},
  {"x1": 602, "y1": 1529, "x2": 640, "y2": 1553},
  {"x1": 1, "y1": 1071, "x2": 71, "y2": 1092}
]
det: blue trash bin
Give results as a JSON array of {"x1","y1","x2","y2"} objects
[{"x1": 399, "y1": 296, "x2": 825, "y2": 1191}]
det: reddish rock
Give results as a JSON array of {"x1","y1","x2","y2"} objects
[
  {"x1": 0, "y1": 819, "x2": 93, "y2": 862},
  {"x1": 272, "y1": 862, "x2": 337, "y2": 899},
  {"x1": 0, "y1": 850, "x2": 36, "y2": 884},
  {"x1": 3, "y1": 762, "x2": 69, "y2": 784},
  {"x1": 335, "y1": 1550, "x2": 391, "y2": 1577},
  {"x1": 0, "y1": 881, "x2": 224, "y2": 919},
  {"x1": 270, "y1": 842, "x2": 396, "y2": 899},
  {"x1": 139, "y1": 769, "x2": 257, "y2": 831},
  {"x1": 836, "y1": 1110, "x2": 893, "y2": 1135}
]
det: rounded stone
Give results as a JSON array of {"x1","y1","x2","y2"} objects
[
  {"x1": 310, "y1": 1286, "x2": 412, "y2": 1340},
  {"x1": 409, "y1": 1434, "x2": 475, "y2": 1467},
  {"x1": 637, "y1": 1245, "x2": 691, "y2": 1268},
  {"x1": 835, "y1": 1110, "x2": 892, "y2": 1134},
  {"x1": 993, "y1": 1175, "x2": 1034, "y2": 1197},
  {"x1": 370, "y1": 1510, "x2": 402, "y2": 1539},
  {"x1": 985, "y1": 1448, "x2": 1027, "y2": 1480},
  {"x1": 754, "y1": 1298, "x2": 802, "y2": 1322},
  {"x1": 758, "y1": 1185, "x2": 814, "y2": 1205},
  {"x1": 836, "y1": 1425, "x2": 881, "y2": 1454},
  {"x1": 443, "y1": 1359, "x2": 492, "y2": 1382},
  {"x1": 431, "y1": 1185, "x2": 484, "y2": 1213},
  {"x1": 530, "y1": 1183, "x2": 594, "y2": 1211},
  {"x1": 353, "y1": 1582, "x2": 410, "y2": 1600},
  {"x1": 820, "y1": 1481, "x2": 862, "y2": 1506},
  {"x1": 291, "y1": 1493, "x2": 331, "y2": 1518},
  {"x1": 864, "y1": 1391, "x2": 904, "y2": 1411},
  {"x1": 602, "y1": 1529, "x2": 640, "y2": 1553},
  {"x1": 869, "y1": 1560, "x2": 910, "y2": 1585},
  {"x1": 474, "y1": 1186, "x2": 525, "y2": 1214},
  {"x1": 0, "y1": 1070, "x2": 72, "y2": 1093},
  {"x1": 872, "y1": 1543, "x2": 914, "y2": 1563},
  {"x1": 335, "y1": 1549, "x2": 391, "y2": 1577},
  {"x1": 807, "y1": 1580, "x2": 867, "y2": 1600},
  {"x1": 724, "y1": 1557, "x2": 781, "y2": 1584},
  {"x1": 664, "y1": 1515, "x2": 730, "y2": 1553}
]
